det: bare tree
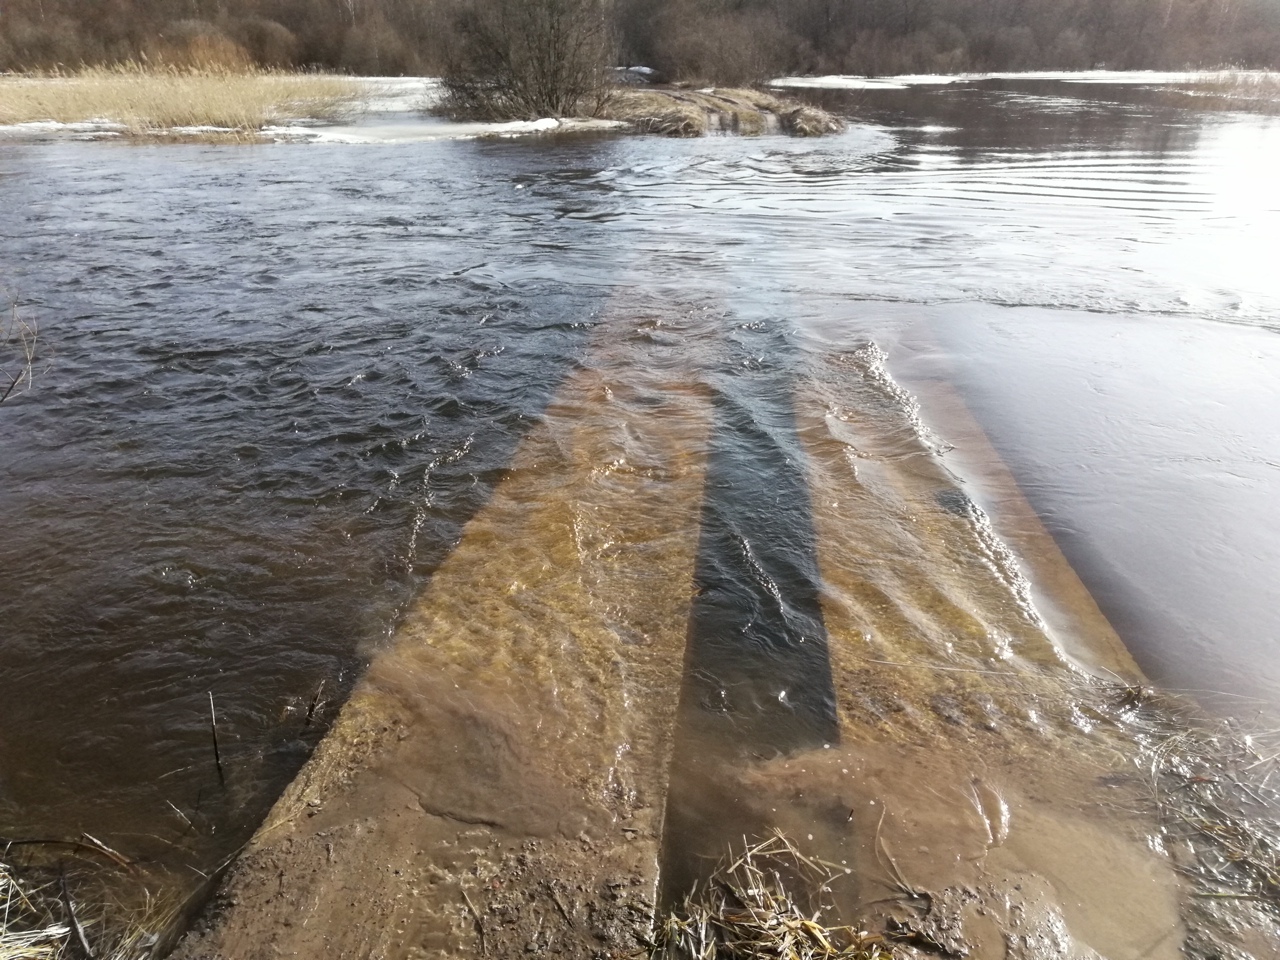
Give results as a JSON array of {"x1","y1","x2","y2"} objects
[{"x1": 439, "y1": 0, "x2": 615, "y2": 120}]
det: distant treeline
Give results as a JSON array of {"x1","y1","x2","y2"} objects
[{"x1": 2, "y1": 0, "x2": 1278, "y2": 78}]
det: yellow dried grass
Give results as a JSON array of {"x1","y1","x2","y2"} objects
[
  {"x1": 650, "y1": 833, "x2": 891, "y2": 960},
  {"x1": 1, "y1": 864, "x2": 67, "y2": 960},
  {"x1": 0, "y1": 63, "x2": 363, "y2": 135}
]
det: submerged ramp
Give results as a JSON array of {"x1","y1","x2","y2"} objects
[
  {"x1": 659, "y1": 352, "x2": 840, "y2": 903},
  {"x1": 174, "y1": 302, "x2": 717, "y2": 960},
  {"x1": 177, "y1": 321, "x2": 1196, "y2": 960}
]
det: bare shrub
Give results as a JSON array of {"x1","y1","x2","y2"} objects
[
  {"x1": 340, "y1": 17, "x2": 420, "y2": 76},
  {"x1": 650, "y1": 5, "x2": 795, "y2": 85},
  {"x1": 146, "y1": 21, "x2": 254, "y2": 71},
  {"x1": 225, "y1": 18, "x2": 301, "y2": 69},
  {"x1": 3, "y1": 13, "x2": 96, "y2": 69},
  {"x1": 439, "y1": 0, "x2": 615, "y2": 120},
  {"x1": 1047, "y1": 27, "x2": 1092, "y2": 68}
]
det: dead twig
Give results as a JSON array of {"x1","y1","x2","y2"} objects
[
  {"x1": 461, "y1": 888, "x2": 487, "y2": 955},
  {"x1": 60, "y1": 872, "x2": 95, "y2": 959},
  {"x1": 1, "y1": 297, "x2": 38, "y2": 404},
  {"x1": 304, "y1": 680, "x2": 326, "y2": 728},
  {"x1": 208, "y1": 692, "x2": 226, "y2": 786}
]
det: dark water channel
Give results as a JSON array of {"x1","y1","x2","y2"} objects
[{"x1": 2, "y1": 78, "x2": 1279, "y2": 909}]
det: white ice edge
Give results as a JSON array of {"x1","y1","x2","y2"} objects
[
  {"x1": 771, "y1": 69, "x2": 1280, "y2": 90},
  {"x1": 0, "y1": 118, "x2": 125, "y2": 132},
  {"x1": 264, "y1": 116, "x2": 625, "y2": 144}
]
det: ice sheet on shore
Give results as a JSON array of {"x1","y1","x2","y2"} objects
[
  {"x1": 0, "y1": 118, "x2": 124, "y2": 139},
  {"x1": 360, "y1": 76, "x2": 442, "y2": 113},
  {"x1": 265, "y1": 116, "x2": 625, "y2": 144},
  {"x1": 772, "y1": 69, "x2": 1279, "y2": 90}
]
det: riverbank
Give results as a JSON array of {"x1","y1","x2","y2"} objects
[{"x1": 0, "y1": 72, "x2": 843, "y2": 142}]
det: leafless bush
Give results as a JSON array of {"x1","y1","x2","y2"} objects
[
  {"x1": 439, "y1": 0, "x2": 615, "y2": 120},
  {"x1": 145, "y1": 21, "x2": 254, "y2": 71},
  {"x1": 340, "y1": 16, "x2": 421, "y2": 76},
  {"x1": 225, "y1": 18, "x2": 301, "y2": 69},
  {"x1": 650, "y1": 4, "x2": 795, "y2": 85}
]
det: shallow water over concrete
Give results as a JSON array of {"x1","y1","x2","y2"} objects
[{"x1": 2, "y1": 77, "x2": 1279, "y2": 953}]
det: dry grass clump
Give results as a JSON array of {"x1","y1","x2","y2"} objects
[
  {"x1": 1, "y1": 864, "x2": 69, "y2": 960},
  {"x1": 0, "y1": 64, "x2": 363, "y2": 135},
  {"x1": 707, "y1": 88, "x2": 845, "y2": 136},
  {"x1": 650, "y1": 833, "x2": 891, "y2": 960},
  {"x1": 602, "y1": 88, "x2": 709, "y2": 136},
  {"x1": 601, "y1": 87, "x2": 843, "y2": 138},
  {"x1": 1147, "y1": 723, "x2": 1280, "y2": 907},
  {"x1": 1, "y1": 843, "x2": 188, "y2": 960},
  {"x1": 1165, "y1": 71, "x2": 1280, "y2": 113}
]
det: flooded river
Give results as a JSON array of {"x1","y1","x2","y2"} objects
[{"x1": 2, "y1": 77, "x2": 1279, "y2": 955}]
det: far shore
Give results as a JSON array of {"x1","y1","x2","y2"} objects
[
  {"x1": 0, "y1": 71, "x2": 844, "y2": 143},
  {"x1": 3, "y1": 68, "x2": 1277, "y2": 145}
]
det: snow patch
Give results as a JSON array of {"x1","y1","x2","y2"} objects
[{"x1": 359, "y1": 77, "x2": 443, "y2": 113}]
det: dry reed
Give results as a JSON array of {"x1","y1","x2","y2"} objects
[
  {"x1": 0, "y1": 864, "x2": 68, "y2": 960},
  {"x1": 1, "y1": 846, "x2": 190, "y2": 960},
  {"x1": 1168, "y1": 70, "x2": 1280, "y2": 113},
  {"x1": 649, "y1": 833, "x2": 891, "y2": 960},
  {"x1": 0, "y1": 64, "x2": 363, "y2": 135},
  {"x1": 1, "y1": 298, "x2": 38, "y2": 404},
  {"x1": 1145, "y1": 722, "x2": 1280, "y2": 908}
]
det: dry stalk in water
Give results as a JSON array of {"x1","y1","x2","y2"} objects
[
  {"x1": 1, "y1": 299, "x2": 37, "y2": 404},
  {"x1": 649, "y1": 832, "x2": 891, "y2": 960}
]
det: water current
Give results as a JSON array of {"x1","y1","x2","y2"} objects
[{"x1": 2, "y1": 77, "x2": 1279, "y2": 933}]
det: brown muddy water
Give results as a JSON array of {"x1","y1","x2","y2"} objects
[{"x1": 2, "y1": 77, "x2": 1280, "y2": 956}]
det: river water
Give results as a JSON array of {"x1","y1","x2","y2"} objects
[{"x1": 2, "y1": 77, "x2": 1278, "y2": 930}]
